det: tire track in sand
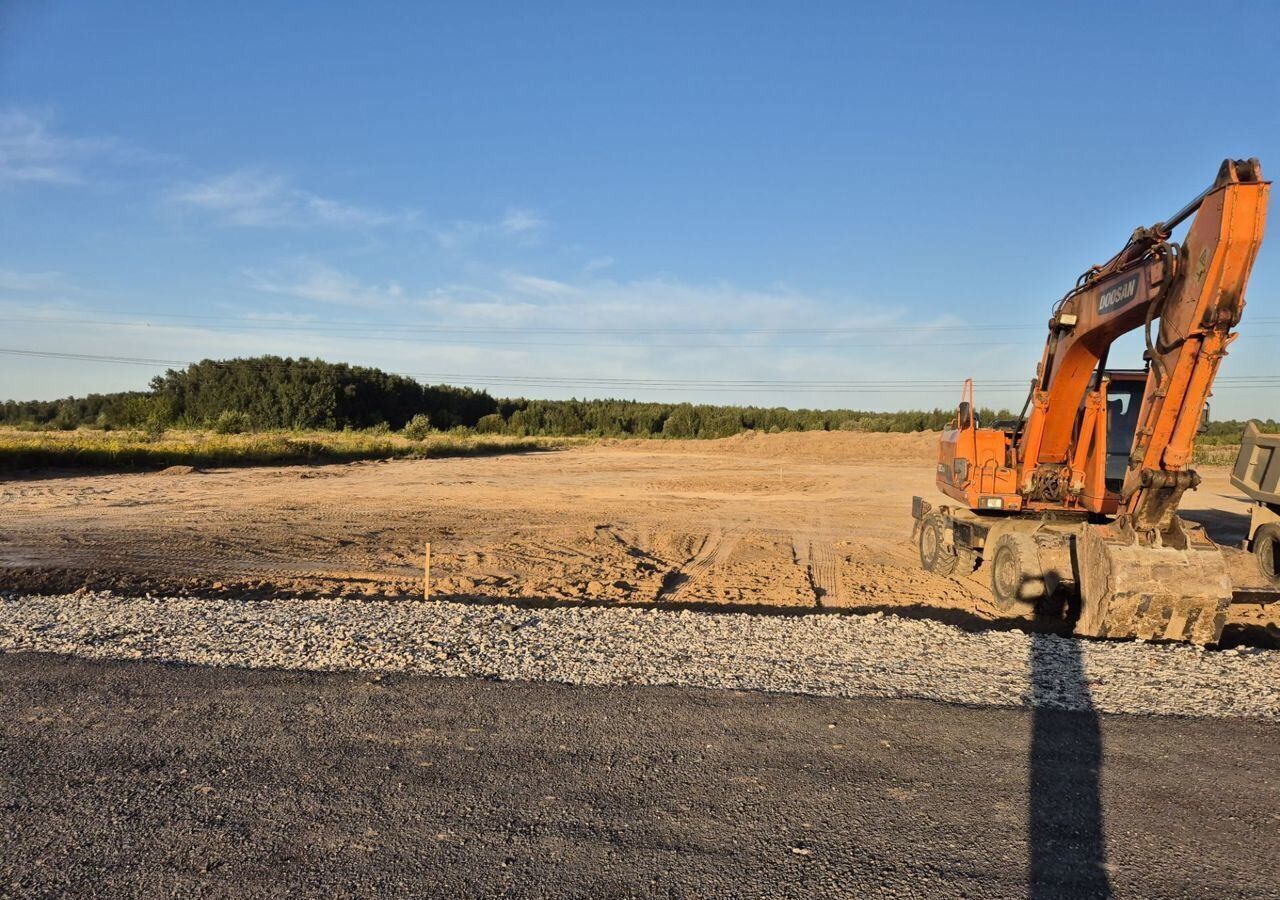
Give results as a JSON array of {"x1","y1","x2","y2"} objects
[
  {"x1": 656, "y1": 523, "x2": 750, "y2": 603},
  {"x1": 793, "y1": 525, "x2": 844, "y2": 607}
]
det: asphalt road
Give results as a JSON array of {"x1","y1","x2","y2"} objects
[{"x1": 0, "y1": 653, "x2": 1276, "y2": 899}]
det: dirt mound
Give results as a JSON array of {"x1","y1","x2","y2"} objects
[
  {"x1": 156, "y1": 465, "x2": 198, "y2": 476},
  {"x1": 706, "y1": 429, "x2": 940, "y2": 463}
]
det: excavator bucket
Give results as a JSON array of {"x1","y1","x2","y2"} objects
[{"x1": 1076, "y1": 524, "x2": 1233, "y2": 645}]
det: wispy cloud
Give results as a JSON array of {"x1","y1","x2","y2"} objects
[
  {"x1": 500, "y1": 272, "x2": 577, "y2": 298},
  {"x1": 0, "y1": 108, "x2": 157, "y2": 187},
  {"x1": 499, "y1": 207, "x2": 545, "y2": 235},
  {"x1": 243, "y1": 256, "x2": 908, "y2": 340},
  {"x1": 433, "y1": 206, "x2": 548, "y2": 249},
  {"x1": 2, "y1": 266, "x2": 1015, "y2": 411},
  {"x1": 243, "y1": 260, "x2": 407, "y2": 307},
  {"x1": 492, "y1": 274, "x2": 819, "y2": 331},
  {"x1": 0, "y1": 267, "x2": 70, "y2": 293},
  {"x1": 170, "y1": 168, "x2": 416, "y2": 229}
]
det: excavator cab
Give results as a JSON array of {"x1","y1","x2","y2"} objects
[
  {"x1": 936, "y1": 368, "x2": 1151, "y2": 511},
  {"x1": 1101, "y1": 371, "x2": 1144, "y2": 492}
]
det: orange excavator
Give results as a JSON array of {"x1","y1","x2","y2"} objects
[{"x1": 911, "y1": 159, "x2": 1269, "y2": 645}]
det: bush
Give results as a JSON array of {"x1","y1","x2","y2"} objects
[
  {"x1": 0, "y1": 429, "x2": 565, "y2": 471},
  {"x1": 50, "y1": 410, "x2": 79, "y2": 431},
  {"x1": 401, "y1": 413, "x2": 432, "y2": 440},
  {"x1": 475, "y1": 413, "x2": 505, "y2": 434},
  {"x1": 212, "y1": 410, "x2": 252, "y2": 434},
  {"x1": 365, "y1": 421, "x2": 392, "y2": 436}
]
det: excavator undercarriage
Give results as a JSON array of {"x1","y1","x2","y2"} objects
[
  {"x1": 912, "y1": 159, "x2": 1271, "y2": 645},
  {"x1": 913, "y1": 499, "x2": 1236, "y2": 645}
]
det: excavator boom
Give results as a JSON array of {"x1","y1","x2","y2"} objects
[{"x1": 1017, "y1": 159, "x2": 1268, "y2": 522}]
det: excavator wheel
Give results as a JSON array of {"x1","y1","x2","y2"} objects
[
  {"x1": 1251, "y1": 523, "x2": 1280, "y2": 586},
  {"x1": 988, "y1": 533, "x2": 1045, "y2": 613},
  {"x1": 918, "y1": 512, "x2": 958, "y2": 576}
]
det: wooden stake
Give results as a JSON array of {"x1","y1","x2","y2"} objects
[{"x1": 423, "y1": 541, "x2": 432, "y2": 601}]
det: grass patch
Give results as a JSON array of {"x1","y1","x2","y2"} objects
[
  {"x1": 1192, "y1": 443, "x2": 1242, "y2": 466},
  {"x1": 0, "y1": 427, "x2": 574, "y2": 472},
  {"x1": 0, "y1": 425, "x2": 1241, "y2": 472}
]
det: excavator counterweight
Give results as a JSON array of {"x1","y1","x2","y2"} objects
[{"x1": 911, "y1": 160, "x2": 1270, "y2": 645}]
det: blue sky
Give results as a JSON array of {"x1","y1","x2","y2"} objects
[{"x1": 1, "y1": 0, "x2": 1278, "y2": 416}]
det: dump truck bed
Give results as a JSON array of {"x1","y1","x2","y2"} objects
[{"x1": 1231, "y1": 421, "x2": 1280, "y2": 507}]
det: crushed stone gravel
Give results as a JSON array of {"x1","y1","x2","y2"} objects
[{"x1": 0, "y1": 592, "x2": 1276, "y2": 719}]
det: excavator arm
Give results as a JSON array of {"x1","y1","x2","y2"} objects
[
  {"x1": 1123, "y1": 160, "x2": 1268, "y2": 530},
  {"x1": 1015, "y1": 158, "x2": 1269, "y2": 533}
]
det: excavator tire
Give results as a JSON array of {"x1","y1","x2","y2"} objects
[
  {"x1": 988, "y1": 533, "x2": 1045, "y2": 613},
  {"x1": 1252, "y1": 523, "x2": 1280, "y2": 587},
  {"x1": 918, "y1": 512, "x2": 958, "y2": 576},
  {"x1": 1076, "y1": 525, "x2": 1233, "y2": 646}
]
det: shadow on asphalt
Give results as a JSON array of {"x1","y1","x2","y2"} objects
[{"x1": 1029, "y1": 633, "x2": 1111, "y2": 899}]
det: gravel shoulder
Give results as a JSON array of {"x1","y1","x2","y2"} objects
[{"x1": 1, "y1": 592, "x2": 1276, "y2": 719}]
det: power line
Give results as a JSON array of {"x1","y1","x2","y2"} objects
[
  {"x1": 1, "y1": 347, "x2": 1277, "y2": 394},
  {"x1": 7, "y1": 309, "x2": 1278, "y2": 335},
  {"x1": 2, "y1": 314, "x2": 1063, "y2": 335},
  {"x1": 3, "y1": 316, "x2": 1278, "y2": 351}
]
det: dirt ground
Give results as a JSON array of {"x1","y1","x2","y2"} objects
[{"x1": 0, "y1": 431, "x2": 1274, "y2": 641}]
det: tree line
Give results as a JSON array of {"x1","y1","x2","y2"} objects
[{"x1": 2, "y1": 355, "x2": 1272, "y2": 441}]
